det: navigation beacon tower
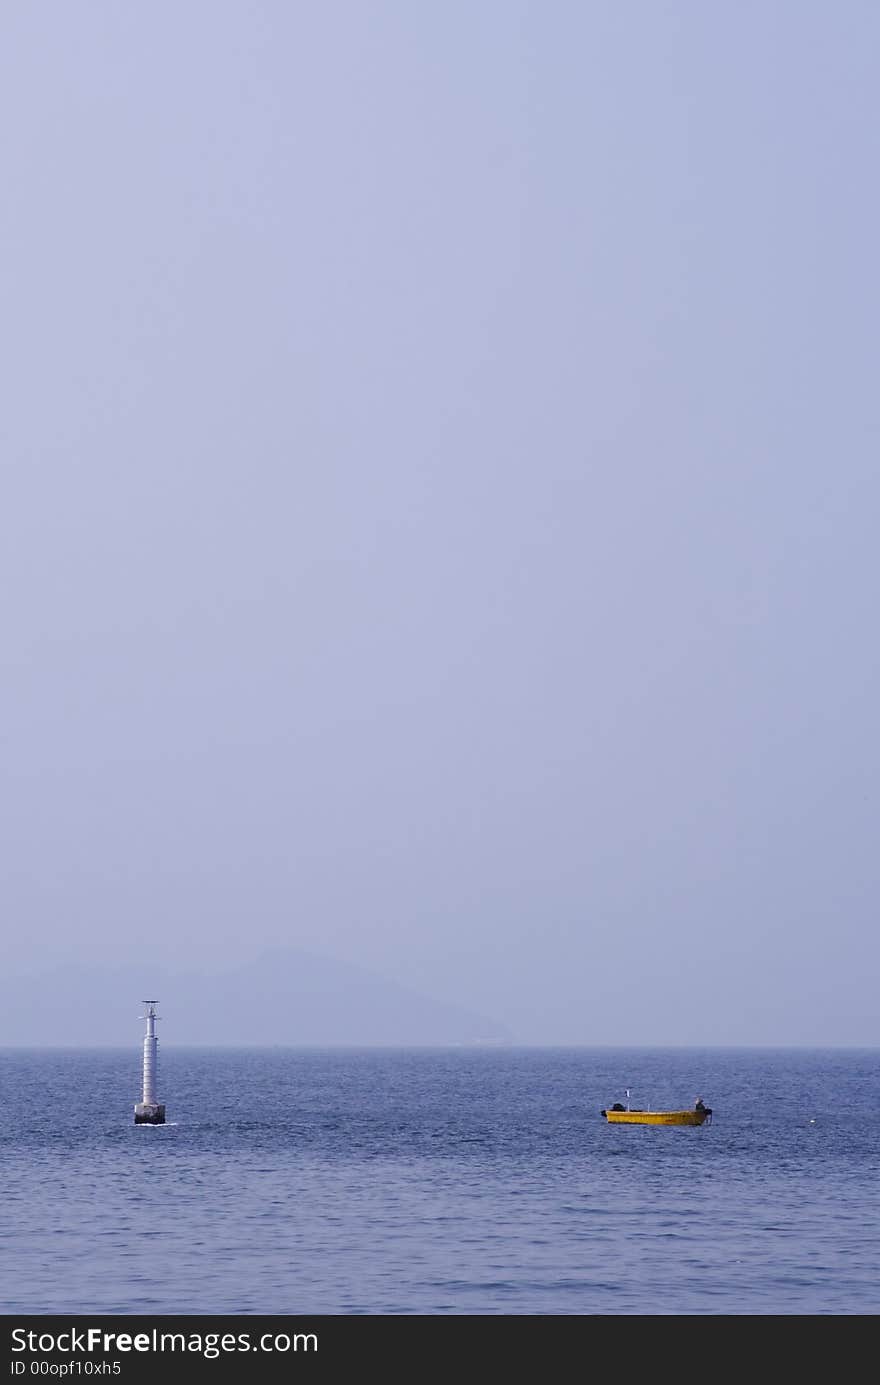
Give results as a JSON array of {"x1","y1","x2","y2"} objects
[{"x1": 134, "y1": 1001, "x2": 166, "y2": 1125}]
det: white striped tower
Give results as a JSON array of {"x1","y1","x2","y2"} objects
[{"x1": 134, "y1": 1001, "x2": 166, "y2": 1124}]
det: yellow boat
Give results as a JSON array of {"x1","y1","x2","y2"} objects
[
  {"x1": 601, "y1": 1107, "x2": 711, "y2": 1126},
  {"x1": 601, "y1": 1094, "x2": 712, "y2": 1125}
]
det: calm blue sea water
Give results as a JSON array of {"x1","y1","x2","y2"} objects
[{"x1": 1, "y1": 1048, "x2": 877, "y2": 1315}]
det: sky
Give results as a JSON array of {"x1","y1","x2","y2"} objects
[{"x1": 2, "y1": 2, "x2": 878, "y2": 1045}]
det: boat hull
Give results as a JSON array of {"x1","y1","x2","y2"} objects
[{"x1": 602, "y1": 1109, "x2": 709, "y2": 1126}]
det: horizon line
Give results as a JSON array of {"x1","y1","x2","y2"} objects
[{"x1": 1, "y1": 1041, "x2": 877, "y2": 1051}]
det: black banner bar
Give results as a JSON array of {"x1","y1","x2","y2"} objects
[{"x1": 2, "y1": 1313, "x2": 862, "y2": 1380}]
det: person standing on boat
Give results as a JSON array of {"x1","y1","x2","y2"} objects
[{"x1": 694, "y1": 1096, "x2": 707, "y2": 1112}]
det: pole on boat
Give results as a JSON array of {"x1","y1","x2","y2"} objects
[
  {"x1": 625, "y1": 1088, "x2": 630, "y2": 1111},
  {"x1": 134, "y1": 1001, "x2": 166, "y2": 1125}
]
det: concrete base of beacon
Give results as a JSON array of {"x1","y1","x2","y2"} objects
[{"x1": 134, "y1": 1103, "x2": 166, "y2": 1125}]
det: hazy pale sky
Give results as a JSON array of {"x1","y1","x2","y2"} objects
[{"x1": 2, "y1": 2, "x2": 878, "y2": 1044}]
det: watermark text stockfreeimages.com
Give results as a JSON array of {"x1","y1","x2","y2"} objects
[{"x1": 10, "y1": 1328, "x2": 317, "y2": 1365}]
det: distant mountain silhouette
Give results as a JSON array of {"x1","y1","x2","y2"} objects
[{"x1": 3, "y1": 947, "x2": 512, "y2": 1046}]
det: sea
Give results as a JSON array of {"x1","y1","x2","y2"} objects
[{"x1": 1, "y1": 1047, "x2": 878, "y2": 1315}]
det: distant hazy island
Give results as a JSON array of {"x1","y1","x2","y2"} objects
[{"x1": 3, "y1": 946, "x2": 511, "y2": 1047}]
